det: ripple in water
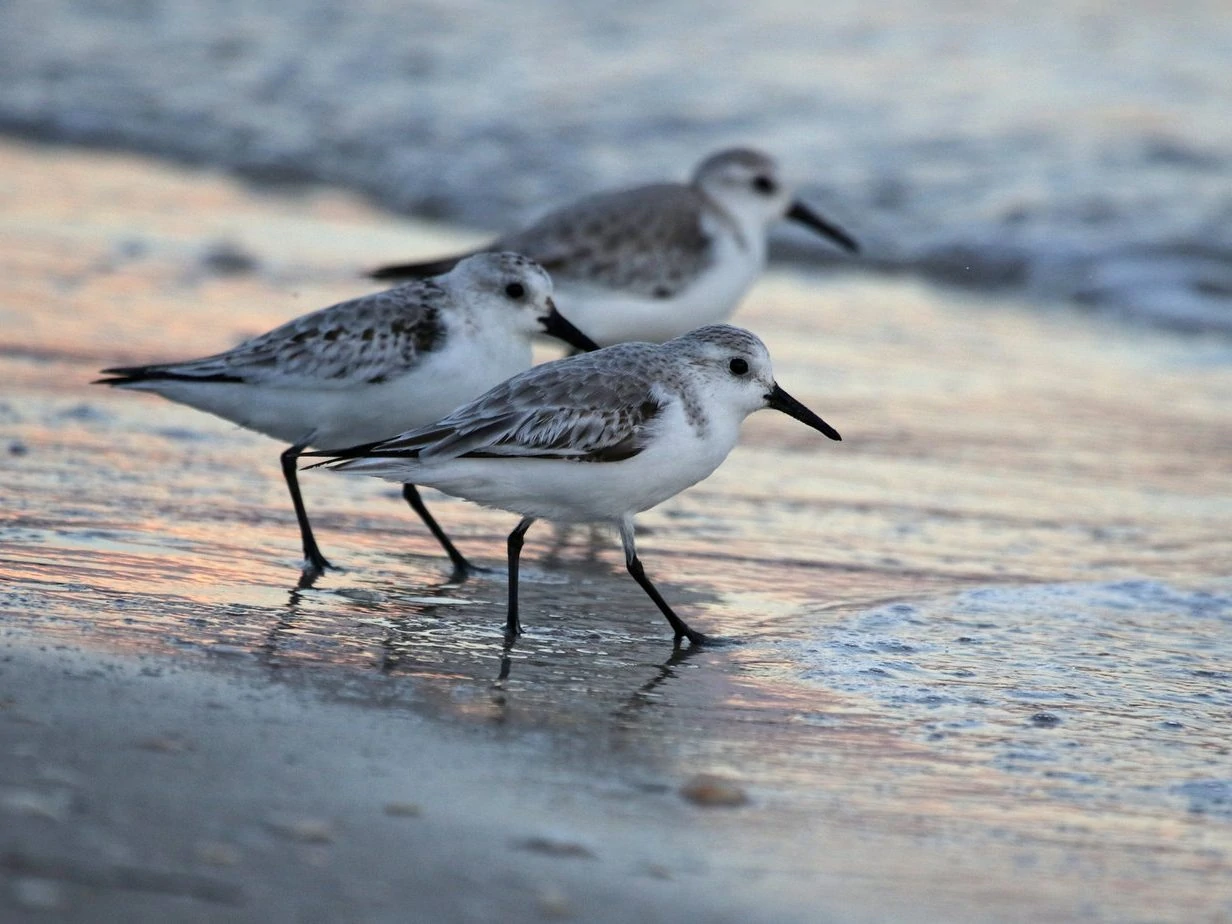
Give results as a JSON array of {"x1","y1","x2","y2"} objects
[{"x1": 790, "y1": 580, "x2": 1232, "y2": 814}]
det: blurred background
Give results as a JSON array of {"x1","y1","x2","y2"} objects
[{"x1": 3, "y1": 0, "x2": 1230, "y2": 331}]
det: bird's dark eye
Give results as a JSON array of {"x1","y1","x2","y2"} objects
[
  {"x1": 729, "y1": 357, "x2": 749, "y2": 375},
  {"x1": 505, "y1": 282, "x2": 526, "y2": 300},
  {"x1": 752, "y1": 175, "x2": 777, "y2": 195}
]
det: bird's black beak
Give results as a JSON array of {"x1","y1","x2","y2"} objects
[
  {"x1": 786, "y1": 201, "x2": 859, "y2": 254},
  {"x1": 540, "y1": 300, "x2": 601, "y2": 353},
  {"x1": 765, "y1": 383, "x2": 841, "y2": 441}
]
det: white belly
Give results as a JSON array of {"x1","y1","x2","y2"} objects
[
  {"x1": 329, "y1": 403, "x2": 744, "y2": 523},
  {"x1": 555, "y1": 239, "x2": 765, "y2": 347},
  {"x1": 116, "y1": 336, "x2": 533, "y2": 450}
]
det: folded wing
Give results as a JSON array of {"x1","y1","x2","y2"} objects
[
  {"x1": 319, "y1": 347, "x2": 664, "y2": 465},
  {"x1": 96, "y1": 283, "x2": 447, "y2": 389},
  {"x1": 368, "y1": 186, "x2": 713, "y2": 298}
]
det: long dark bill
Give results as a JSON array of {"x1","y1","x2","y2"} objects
[
  {"x1": 540, "y1": 303, "x2": 602, "y2": 353},
  {"x1": 786, "y1": 201, "x2": 859, "y2": 254},
  {"x1": 766, "y1": 384, "x2": 842, "y2": 441}
]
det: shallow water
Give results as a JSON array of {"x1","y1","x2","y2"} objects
[
  {"x1": 3, "y1": 143, "x2": 1232, "y2": 919},
  {"x1": 1, "y1": 1, "x2": 1230, "y2": 330}
]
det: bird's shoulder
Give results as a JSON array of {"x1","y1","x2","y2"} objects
[{"x1": 500, "y1": 185, "x2": 716, "y2": 297}]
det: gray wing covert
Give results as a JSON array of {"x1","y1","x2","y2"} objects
[
  {"x1": 370, "y1": 347, "x2": 665, "y2": 463},
  {"x1": 133, "y1": 283, "x2": 448, "y2": 386},
  {"x1": 500, "y1": 185, "x2": 716, "y2": 299}
]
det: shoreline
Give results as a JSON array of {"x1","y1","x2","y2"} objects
[
  {"x1": 3, "y1": 138, "x2": 1231, "y2": 922},
  {"x1": 3, "y1": 119, "x2": 1230, "y2": 336},
  {"x1": 0, "y1": 634, "x2": 817, "y2": 923}
]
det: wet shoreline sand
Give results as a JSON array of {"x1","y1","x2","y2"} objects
[{"x1": 2, "y1": 140, "x2": 1231, "y2": 921}]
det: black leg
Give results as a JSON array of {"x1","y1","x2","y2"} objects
[
  {"x1": 505, "y1": 517, "x2": 536, "y2": 641},
  {"x1": 401, "y1": 483, "x2": 480, "y2": 581},
  {"x1": 496, "y1": 644, "x2": 513, "y2": 683},
  {"x1": 618, "y1": 517, "x2": 707, "y2": 646},
  {"x1": 280, "y1": 440, "x2": 333, "y2": 582}
]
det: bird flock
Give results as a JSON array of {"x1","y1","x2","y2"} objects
[{"x1": 98, "y1": 147, "x2": 858, "y2": 646}]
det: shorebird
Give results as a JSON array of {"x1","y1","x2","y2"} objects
[
  {"x1": 369, "y1": 148, "x2": 858, "y2": 346},
  {"x1": 311, "y1": 324, "x2": 841, "y2": 644},
  {"x1": 96, "y1": 253, "x2": 599, "y2": 583}
]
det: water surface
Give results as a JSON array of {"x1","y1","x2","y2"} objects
[
  {"x1": 3, "y1": 143, "x2": 1231, "y2": 920},
  {"x1": 2, "y1": 1, "x2": 1230, "y2": 329}
]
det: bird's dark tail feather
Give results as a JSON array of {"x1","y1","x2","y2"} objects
[
  {"x1": 93, "y1": 366, "x2": 241, "y2": 386},
  {"x1": 300, "y1": 441, "x2": 426, "y2": 470},
  {"x1": 368, "y1": 253, "x2": 469, "y2": 281}
]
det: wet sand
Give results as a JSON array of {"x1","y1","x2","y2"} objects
[{"x1": 2, "y1": 140, "x2": 1231, "y2": 921}]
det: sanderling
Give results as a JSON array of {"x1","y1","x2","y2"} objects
[
  {"x1": 95, "y1": 253, "x2": 599, "y2": 583},
  {"x1": 369, "y1": 148, "x2": 859, "y2": 346},
  {"x1": 310, "y1": 324, "x2": 840, "y2": 644}
]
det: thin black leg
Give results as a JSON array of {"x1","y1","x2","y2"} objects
[
  {"x1": 618, "y1": 517, "x2": 707, "y2": 646},
  {"x1": 401, "y1": 483, "x2": 479, "y2": 581},
  {"x1": 280, "y1": 440, "x2": 333, "y2": 583},
  {"x1": 505, "y1": 517, "x2": 536, "y2": 642},
  {"x1": 496, "y1": 644, "x2": 513, "y2": 683}
]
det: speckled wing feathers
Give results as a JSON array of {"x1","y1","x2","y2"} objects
[
  {"x1": 348, "y1": 345, "x2": 669, "y2": 463},
  {"x1": 499, "y1": 185, "x2": 716, "y2": 299},
  {"x1": 100, "y1": 282, "x2": 449, "y2": 387}
]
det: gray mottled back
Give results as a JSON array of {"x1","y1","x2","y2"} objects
[
  {"x1": 347, "y1": 326, "x2": 770, "y2": 464},
  {"x1": 356, "y1": 340, "x2": 690, "y2": 463},
  {"x1": 107, "y1": 252, "x2": 558, "y2": 388},
  {"x1": 134, "y1": 281, "x2": 452, "y2": 386},
  {"x1": 497, "y1": 184, "x2": 715, "y2": 299}
]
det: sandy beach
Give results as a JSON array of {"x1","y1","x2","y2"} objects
[{"x1": 2, "y1": 140, "x2": 1231, "y2": 921}]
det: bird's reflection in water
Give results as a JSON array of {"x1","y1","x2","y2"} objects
[
  {"x1": 611, "y1": 642, "x2": 709, "y2": 724},
  {"x1": 496, "y1": 643, "x2": 514, "y2": 684},
  {"x1": 485, "y1": 634, "x2": 714, "y2": 730},
  {"x1": 258, "y1": 569, "x2": 474, "y2": 670},
  {"x1": 254, "y1": 566, "x2": 727, "y2": 737},
  {"x1": 374, "y1": 589, "x2": 489, "y2": 677},
  {"x1": 255, "y1": 582, "x2": 310, "y2": 669}
]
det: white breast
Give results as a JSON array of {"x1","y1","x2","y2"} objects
[{"x1": 554, "y1": 225, "x2": 767, "y2": 347}]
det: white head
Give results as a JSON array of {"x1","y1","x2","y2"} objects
[
  {"x1": 445, "y1": 252, "x2": 599, "y2": 351},
  {"x1": 669, "y1": 324, "x2": 842, "y2": 439},
  {"x1": 690, "y1": 148, "x2": 859, "y2": 253}
]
